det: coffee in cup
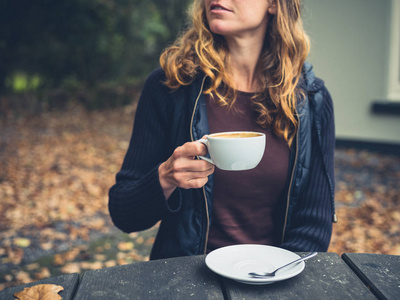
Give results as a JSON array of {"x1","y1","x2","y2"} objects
[{"x1": 198, "y1": 131, "x2": 266, "y2": 171}]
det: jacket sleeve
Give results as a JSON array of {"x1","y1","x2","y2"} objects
[
  {"x1": 281, "y1": 87, "x2": 335, "y2": 252},
  {"x1": 108, "y1": 69, "x2": 182, "y2": 233}
]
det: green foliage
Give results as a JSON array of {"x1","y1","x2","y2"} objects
[
  {"x1": 6, "y1": 73, "x2": 42, "y2": 92},
  {"x1": 0, "y1": 0, "x2": 191, "y2": 93}
]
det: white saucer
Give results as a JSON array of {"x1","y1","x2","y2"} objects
[{"x1": 205, "y1": 244, "x2": 305, "y2": 285}]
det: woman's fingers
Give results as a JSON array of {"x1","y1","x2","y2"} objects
[
  {"x1": 169, "y1": 142, "x2": 210, "y2": 171},
  {"x1": 185, "y1": 176, "x2": 210, "y2": 189},
  {"x1": 158, "y1": 141, "x2": 214, "y2": 199},
  {"x1": 169, "y1": 156, "x2": 212, "y2": 172},
  {"x1": 170, "y1": 171, "x2": 211, "y2": 189},
  {"x1": 167, "y1": 159, "x2": 214, "y2": 186},
  {"x1": 173, "y1": 141, "x2": 208, "y2": 159}
]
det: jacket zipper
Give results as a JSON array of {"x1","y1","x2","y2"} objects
[
  {"x1": 189, "y1": 76, "x2": 209, "y2": 254},
  {"x1": 281, "y1": 117, "x2": 300, "y2": 244}
]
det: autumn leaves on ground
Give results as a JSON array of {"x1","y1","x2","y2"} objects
[{"x1": 1, "y1": 99, "x2": 399, "y2": 291}]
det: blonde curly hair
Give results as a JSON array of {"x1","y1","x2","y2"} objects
[{"x1": 160, "y1": 0, "x2": 310, "y2": 147}]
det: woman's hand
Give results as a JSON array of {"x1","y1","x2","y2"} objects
[{"x1": 158, "y1": 141, "x2": 215, "y2": 199}]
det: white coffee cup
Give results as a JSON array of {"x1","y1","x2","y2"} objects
[{"x1": 198, "y1": 131, "x2": 266, "y2": 171}]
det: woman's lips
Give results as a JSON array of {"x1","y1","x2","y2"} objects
[{"x1": 210, "y1": 3, "x2": 232, "y2": 12}]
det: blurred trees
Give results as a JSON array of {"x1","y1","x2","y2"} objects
[{"x1": 0, "y1": 0, "x2": 191, "y2": 94}]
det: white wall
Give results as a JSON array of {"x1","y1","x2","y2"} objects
[{"x1": 303, "y1": 0, "x2": 400, "y2": 144}]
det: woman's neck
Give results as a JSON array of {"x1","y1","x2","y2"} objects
[{"x1": 225, "y1": 34, "x2": 265, "y2": 93}]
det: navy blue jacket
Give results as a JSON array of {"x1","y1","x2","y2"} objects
[{"x1": 108, "y1": 62, "x2": 336, "y2": 260}]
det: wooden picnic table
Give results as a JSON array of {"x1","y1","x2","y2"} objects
[
  {"x1": 2, "y1": 252, "x2": 399, "y2": 299},
  {"x1": 342, "y1": 253, "x2": 400, "y2": 299}
]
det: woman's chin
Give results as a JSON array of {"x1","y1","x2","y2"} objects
[{"x1": 208, "y1": 23, "x2": 232, "y2": 37}]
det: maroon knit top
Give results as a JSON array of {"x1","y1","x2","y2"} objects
[{"x1": 205, "y1": 91, "x2": 289, "y2": 252}]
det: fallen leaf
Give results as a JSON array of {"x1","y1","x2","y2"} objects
[
  {"x1": 117, "y1": 242, "x2": 134, "y2": 251},
  {"x1": 63, "y1": 248, "x2": 80, "y2": 262},
  {"x1": 7, "y1": 247, "x2": 24, "y2": 264},
  {"x1": 26, "y1": 263, "x2": 40, "y2": 271},
  {"x1": 117, "y1": 258, "x2": 128, "y2": 265},
  {"x1": 80, "y1": 261, "x2": 103, "y2": 270},
  {"x1": 52, "y1": 254, "x2": 65, "y2": 266},
  {"x1": 13, "y1": 238, "x2": 31, "y2": 248},
  {"x1": 94, "y1": 254, "x2": 106, "y2": 261},
  {"x1": 104, "y1": 260, "x2": 117, "y2": 268},
  {"x1": 15, "y1": 271, "x2": 32, "y2": 284},
  {"x1": 145, "y1": 237, "x2": 155, "y2": 246},
  {"x1": 60, "y1": 263, "x2": 80, "y2": 274},
  {"x1": 5, "y1": 274, "x2": 13, "y2": 282},
  {"x1": 34, "y1": 268, "x2": 51, "y2": 280},
  {"x1": 14, "y1": 284, "x2": 63, "y2": 300},
  {"x1": 40, "y1": 242, "x2": 54, "y2": 251}
]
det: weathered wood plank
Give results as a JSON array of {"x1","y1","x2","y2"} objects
[
  {"x1": 0, "y1": 273, "x2": 80, "y2": 300},
  {"x1": 74, "y1": 255, "x2": 224, "y2": 300},
  {"x1": 343, "y1": 253, "x2": 400, "y2": 300},
  {"x1": 221, "y1": 252, "x2": 376, "y2": 299}
]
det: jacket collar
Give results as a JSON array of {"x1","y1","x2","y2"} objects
[{"x1": 300, "y1": 62, "x2": 325, "y2": 93}]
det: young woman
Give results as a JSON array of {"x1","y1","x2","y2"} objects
[{"x1": 109, "y1": 0, "x2": 337, "y2": 260}]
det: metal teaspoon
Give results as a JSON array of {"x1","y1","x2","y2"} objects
[{"x1": 248, "y1": 252, "x2": 318, "y2": 278}]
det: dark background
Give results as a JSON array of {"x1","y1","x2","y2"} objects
[{"x1": 0, "y1": 0, "x2": 191, "y2": 110}]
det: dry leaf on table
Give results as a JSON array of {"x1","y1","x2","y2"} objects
[{"x1": 14, "y1": 284, "x2": 63, "y2": 300}]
